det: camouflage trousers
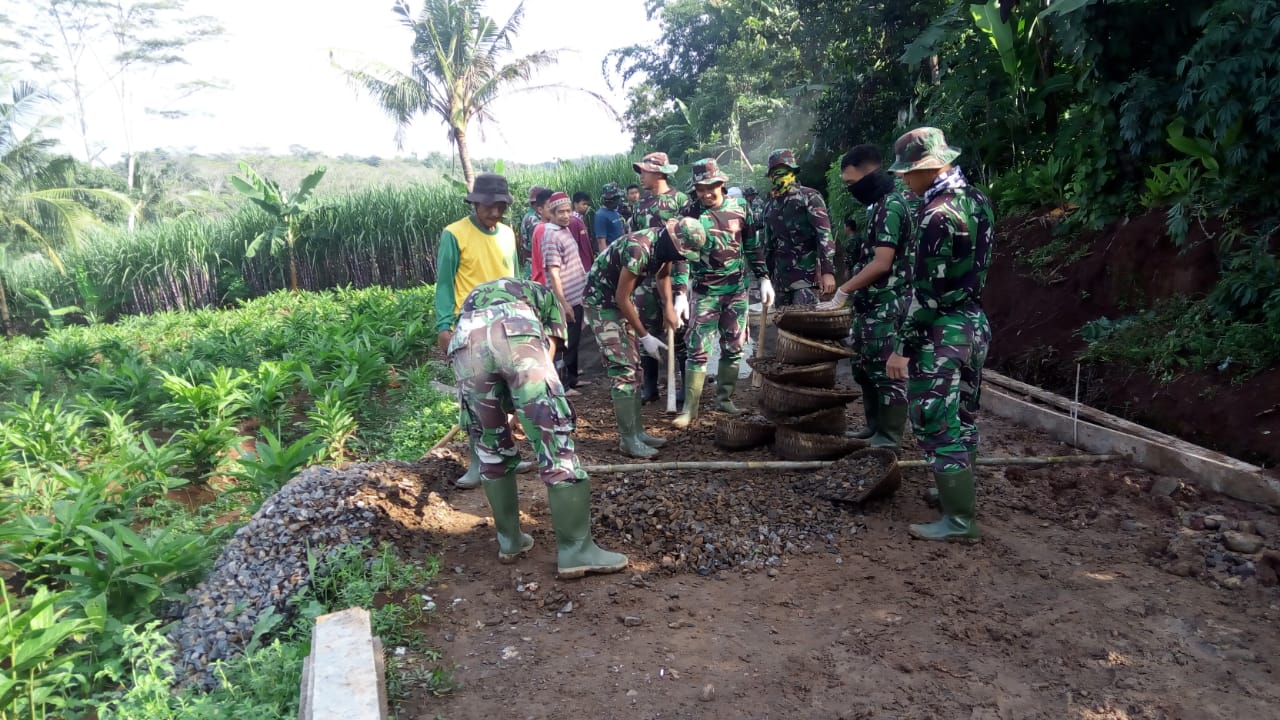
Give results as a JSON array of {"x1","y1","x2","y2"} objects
[
  {"x1": 585, "y1": 306, "x2": 640, "y2": 400},
  {"x1": 777, "y1": 285, "x2": 820, "y2": 308},
  {"x1": 686, "y1": 289, "x2": 748, "y2": 372},
  {"x1": 635, "y1": 277, "x2": 688, "y2": 367},
  {"x1": 850, "y1": 315, "x2": 907, "y2": 409},
  {"x1": 451, "y1": 312, "x2": 584, "y2": 485},
  {"x1": 907, "y1": 307, "x2": 992, "y2": 474}
]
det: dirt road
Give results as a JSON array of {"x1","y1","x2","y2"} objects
[{"x1": 393, "y1": 344, "x2": 1280, "y2": 720}]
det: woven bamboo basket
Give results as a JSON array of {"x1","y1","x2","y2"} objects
[
  {"x1": 763, "y1": 406, "x2": 847, "y2": 434},
  {"x1": 775, "y1": 306, "x2": 853, "y2": 340},
  {"x1": 775, "y1": 329, "x2": 856, "y2": 363},
  {"x1": 745, "y1": 356, "x2": 837, "y2": 388},
  {"x1": 713, "y1": 416, "x2": 776, "y2": 451},
  {"x1": 773, "y1": 426, "x2": 869, "y2": 461},
  {"x1": 760, "y1": 376, "x2": 857, "y2": 415},
  {"x1": 813, "y1": 448, "x2": 903, "y2": 504}
]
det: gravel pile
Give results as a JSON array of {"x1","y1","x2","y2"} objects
[
  {"x1": 167, "y1": 453, "x2": 463, "y2": 687},
  {"x1": 594, "y1": 467, "x2": 862, "y2": 575}
]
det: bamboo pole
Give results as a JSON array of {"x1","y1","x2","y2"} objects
[{"x1": 583, "y1": 454, "x2": 1122, "y2": 474}]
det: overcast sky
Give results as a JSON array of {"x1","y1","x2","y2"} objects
[{"x1": 38, "y1": 0, "x2": 658, "y2": 162}]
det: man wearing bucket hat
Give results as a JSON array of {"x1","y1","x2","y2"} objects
[
  {"x1": 758, "y1": 149, "x2": 836, "y2": 307},
  {"x1": 584, "y1": 217, "x2": 707, "y2": 457},
  {"x1": 817, "y1": 144, "x2": 921, "y2": 452},
  {"x1": 449, "y1": 276, "x2": 627, "y2": 578},
  {"x1": 519, "y1": 185, "x2": 548, "y2": 278},
  {"x1": 743, "y1": 186, "x2": 763, "y2": 231},
  {"x1": 632, "y1": 151, "x2": 692, "y2": 406},
  {"x1": 435, "y1": 172, "x2": 521, "y2": 489},
  {"x1": 884, "y1": 127, "x2": 994, "y2": 543},
  {"x1": 673, "y1": 157, "x2": 772, "y2": 429}
]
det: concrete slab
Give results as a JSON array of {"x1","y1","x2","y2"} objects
[{"x1": 303, "y1": 608, "x2": 386, "y2": 720}]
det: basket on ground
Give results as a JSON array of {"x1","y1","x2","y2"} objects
[
  {"x1": 775, "y1": 329, "x2": 856, "y2": 364},
  {"x1": 773, "y1": 426, "x2": 868, "y2": 461},
  {"x1": 775, "y1": 305, "x2": 853, "y2": 340},
  {"x1": 760, "y1": 376, "x2": 857, "y2": 415},
  {"x1": 714, "y1": 416, "x2": 776, "y2": 451},
  {"x1": 746, "y1": 356, "x2": 837, "y2": 388},
  {"x1": 812, "y1": 448, "x2": 902, "y2": 504},
  {"x1": 761, "y1": 406, "x2": 847, "y2": 434}
]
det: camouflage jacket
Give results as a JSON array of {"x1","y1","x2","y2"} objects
[
  {"x1": 896, "y1": 167, "x2": 994, "y2": 355},
  {"x1": 448, "y1": 277, "x2": 567, "y2": 354},
  {"x1": 848, "y1": 179, "x2": 921, "y2": 326},
  {"x1": 680, "y1": 196, "x2": 766, "y2": 296},
  {"x1": 583, "y1": 228, "x2": 673, "y2": 310},
  {"x1": 634, "y1": 188, "x2": 691, "y2": 294},
  {"x1": 759, "y1": 184, "x2": 835, "y2": 292},
  {"x1": 519, "y1": 209, "x2": 540, "y2": 270}
]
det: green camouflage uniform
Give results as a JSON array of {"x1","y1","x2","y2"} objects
[
  {"x1": 519, "y1": 208, "x2": 540, "y2": 279},
  {"x1": 759, "y1": 183, "x2": 835, "y2": 307},
  {"x1": 681, "y1": 163, "x2": 767, "y2": 373},
  {"x1": 632, "y1": 188, "x2": 691, "y2": 367},
  {"x1": 448, "y1": 278, "x2": 583, "y2": 485},
  {"x1": 849, "y1": 177, "x2": 921, "y2": 413},
  {"x1": 896, "y1": 166, "x2": 994, "y2": 474}
]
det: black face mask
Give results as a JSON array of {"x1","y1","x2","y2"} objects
[{"x1": 846, "y1": 169, "x2": 895, "y2": 205}]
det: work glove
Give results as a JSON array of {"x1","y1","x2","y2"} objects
[
  {"x1": 759, "y1": 277, "x2": 775, "y2": 308},
  {"x1": 673, "y1": 294, "x2": 690, "y2": 326},
  {"x1": 816, "y1": 288, "x2": 849, "y2": 310},
  {"x1": 638, "y1": 333, "x2": 668, "y2": 360}
]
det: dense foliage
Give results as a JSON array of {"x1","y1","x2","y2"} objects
[{"x1": 0, "y1": 286, "x2": 456, "y2": 715}]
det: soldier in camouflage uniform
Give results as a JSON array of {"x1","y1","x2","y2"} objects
[
  {"x1": 885, "y1": 127, "x2": 994, "y2": 543},
  {"x1": 518, "y1": 186, "x2": 548, "y2": 279},
  {"x1": 673, "y1": 158, "x2": 775, "y2": 429},
  {"x1": 744, "y1": 186, "x2": 764, "y2": 232},
  {"x1": 758, "y1": 149, "x2": 837, "y2": 307},
  {"x1": 584, "y1": 218, "x2": 706, "y2": 458},
  {"x1": 818, "y1": 144, "x2": 921, "y2": 451},
  {"x1": 450, "y1": 277, "x2": 628, "y2": 578},
  {"x1": 631, "y1": 151, "x2": 692, "y2": 405}
]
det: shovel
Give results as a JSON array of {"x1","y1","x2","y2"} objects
[{"x1": 666, "y1": 326, "x2": 677, "y2": 414}]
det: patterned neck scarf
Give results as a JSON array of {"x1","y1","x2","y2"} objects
[
  {"x1": 769, "y1": 171, "x2": 797, "y2": 198},
  {"x1": 923, "y1": 166, "x2": 968, "y2": 204}
]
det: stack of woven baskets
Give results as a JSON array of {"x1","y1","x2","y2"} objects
[{"x1": 714, "y1": 306, "x2": 862, "y2": 458}]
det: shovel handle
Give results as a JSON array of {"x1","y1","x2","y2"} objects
[
  {"x1": 666, "y1": 326, "x2": 677, "y2": 413},
  {"x1": 751, "y1": 303, "x2": 769, "y2": 388}
]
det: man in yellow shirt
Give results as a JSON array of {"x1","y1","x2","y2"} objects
[{"x1": 434, "y1": 173, "x2": 520, "y2": 488}]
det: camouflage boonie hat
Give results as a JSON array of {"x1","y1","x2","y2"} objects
[
  {"x1": 766, "y1": 149, "x2": 799, "y2": 172},
  {"x1": 690, "y1": 157, "x2": 729, "y2": 187},
  {"x1": 744, "y1": 186, "x2": 758, "y2": 197},
  {"x1": 601, "y1": 182, "x2": 622, "y2": 200},
  {"x1": 669, "y1": 217, "x2": 707, "y2": 262},
  {"x1": 889, "y1": 127, "x2": 961, "y2": 174},
  {"x1": 527, "y1": 185, "x2": 548, "y2": 203},
  {"x1": 633, "y1": 151, "x2": 678, "y2": 176}
]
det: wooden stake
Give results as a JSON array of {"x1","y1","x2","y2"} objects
[
  {"x1": 751, "y1": 303, "x2": 769, "y2": 388},
  {"x1": 666, "y1": 326, "x2": 677, "y2": 413}
]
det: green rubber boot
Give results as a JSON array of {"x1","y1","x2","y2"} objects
[
  {"x1": 612, "y1": 393, "x2": 658, "y2": 459},
  {"x1": 847, "y1": 382, "x2": 878, "y2": 440},
  {"x1": 482, "y1": 470, "x2": 533, "y2": 563},
  {"x1": 715, "y1": 360, "x2": 744, "y2": 416},
  {"x1": 672, "y1": 369, "x2": 706, "y2": 429},
  {"x1": 925, "y1": 450, "x2": 975, "y2": 508},
  {"x1": 910, "y1": 468, "x2": 979, "y2": 543},
  {"x1": 453, "y1": 438, "x2": 482, "y2": 489},
  {"x1": 633, "y1": 393, "x2": 667, "y2": 448},
  {"x1": 869, "y1": 403, "x2": 908, "y2": 450},
  {"x1": 547, "y1": 480, "x2": 629, "y2": 578}
]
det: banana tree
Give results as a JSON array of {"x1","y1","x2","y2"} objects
[{"x1": 228, "y1": 163, "x2": 326, "y2": 293}]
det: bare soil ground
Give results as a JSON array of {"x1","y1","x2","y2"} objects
[{"x1": 386, "y1": 340, "x2": 1280, "y2": 720}]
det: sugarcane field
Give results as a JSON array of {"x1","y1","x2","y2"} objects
[{"x1": 3, "y1": 1, "x2": 1280, "y2": 719}]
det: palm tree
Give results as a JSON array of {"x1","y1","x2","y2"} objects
[
  {"x1": 334, "y1": 0, "x2": 612, "y2": 188},
  {"x1": 0, "y1": 79, "x2": 129, "y2": 336}
]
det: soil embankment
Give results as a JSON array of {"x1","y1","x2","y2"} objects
[{"x1": 984, "y1": 210, "x2": 1280, "y2": 469}]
